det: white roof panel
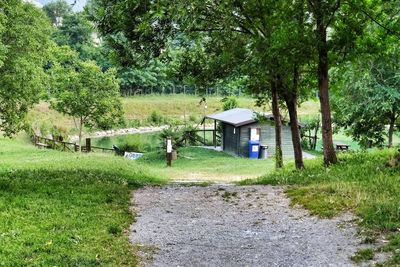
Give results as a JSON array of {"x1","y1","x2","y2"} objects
[{"x1": 206, "y1": 108, "x2": 273, "y2": 127}]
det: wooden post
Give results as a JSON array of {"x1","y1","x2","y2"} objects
[
  {"x1": 203, "y1": 121, "x2": 206, "y2": 145},
  {"x1": 213, "y1": 120, "x2": 217, "y2": 148},
  {"x1": 86, "y1": 138, "x2": 91, "y2": 153},
  {"x1": 166, "y1": 137, "x2": 172, "y2": 167},
  {"x1": 74, "y1": 143, "x2": 79, "y2": 152}
]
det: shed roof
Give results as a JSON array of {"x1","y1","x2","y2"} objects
[{"x1": 205, "y1": 108, "x2": 274, "y2": 127}]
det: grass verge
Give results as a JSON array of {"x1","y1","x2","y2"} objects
[
  {"x1": 138, "y1": 147, "x2": 276, "y2": 182},
  {"x1": 240, "y1": 149, "x2": 400, "y2": 264},
  {"x1": 0, "y1": 136, "x2": 166, "y2": 266}
]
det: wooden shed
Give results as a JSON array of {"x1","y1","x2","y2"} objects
[{"x1": 205, "y1": 108, "x2": 295, "y2": 158}]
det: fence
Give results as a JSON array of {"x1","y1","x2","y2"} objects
[{"x1": 32, "y1": 135, "x2": 115, "y2": 154}]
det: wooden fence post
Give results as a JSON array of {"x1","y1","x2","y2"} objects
[
  {"x1": 213, "y1": 120, "x2": 217, "y2": 148},
  {"x1": 86, "y1": 138, "x2": 91, "y2": 153},
  {"x1": 166, "y1": 137, "x2": 172, "y2": 167}
]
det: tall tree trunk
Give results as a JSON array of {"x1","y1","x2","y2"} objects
[
  {"x1": 316, "y1": 12, "x2": 337, "y2": 165},
  {"x1": 285, "y1": 97, "x2": 304, "y2": 169},
  {"x1": 388, "y1": 115, "x2": 396, "y2": 148},
  {"x1": 283, "y1": 67, "x2": 305, "y2": 170},
  {"x1": 271, "y1": 80, "x2": 283, "y2": 169}
]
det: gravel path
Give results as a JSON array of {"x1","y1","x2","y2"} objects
[{"x1": 130, "y1": 185, "x2": 362, "y2": 267}]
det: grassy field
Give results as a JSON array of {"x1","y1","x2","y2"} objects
[
  {"x1": 0, "y1": 133, "x2": 279, "y2": 265},
  {"x1": 0, "y1": 136, "x2": 165, "y2": 266},
  {"x1": 139, "y1": 147, "x2": 276, "y2": 182},
  {"x1": 92, "y1": 132, "x2": 276, "y2": 182},
  {"x1": 240, "y1": 149, "x2": 400, "y2": 265},
  {"x1": 28, "y1": 94, "x2": 320, "y2": 135}
]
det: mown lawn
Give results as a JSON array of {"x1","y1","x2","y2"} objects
[
  {"x1": 240, "y1": 149, "x2": 400, "y2": 265},
  {"x1": 138, "y1": 147, "x2": 276, "y2": 182},
  {"x1": 0, "y1": 136, "x2": 166, "y2": 266},
  {"x1": 28, "y1": 94, "x2": 320, "y2": 134}
]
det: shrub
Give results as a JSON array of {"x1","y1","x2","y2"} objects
[
  {"x1": 221, "y1": 96, "x2": 239, "y2": 111},
  {"x1": 159, "y1": 126, "x2": 183, "y2": 151},
  {"x1": 126, "y1": 119, "x2": 142, "y2": 128},
  {"x1": 118, "y1": 135, "x2": 146, "y2": 153},
  {"x1": 148, "y1": 111, "x2": 165, "y2": 125},
  {"x1": 50, "y1": 125, "x2": 68, "y2": 142},
  {"x1": 189, "y1": 115, "x2": 198, "y2": 123}
]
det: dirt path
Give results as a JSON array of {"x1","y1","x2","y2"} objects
[{"x1": 130, "y1": 185, "x2": 362, "y2": 267}]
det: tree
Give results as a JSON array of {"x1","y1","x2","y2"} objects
[
  {"x1": 52, "y1": 12, "x2": 96, "y2": 58},
  {"x1": 50, "y1": 59, "x2": 123, "y2": 146},
  {"x1": 333, "y1": 48, "x2": 400, "y2": 148},
  {"x1": 305, "y1": 0, "x2": 388, "y2": 164},
  {"x1": 43, "y1": 0, "x2": 72, "y2": 27},
  {"x1": 88, "y1": 0, "x2": 310, "y2": 169},
  {"x1": 0, "y1": 0, "x2": 52, "y2": 136}
]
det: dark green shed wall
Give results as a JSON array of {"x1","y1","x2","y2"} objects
[{"x1": 221, "y1": 122, "x2": 295, "y2": 158}]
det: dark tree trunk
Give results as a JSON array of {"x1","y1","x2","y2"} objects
[
  {"x1": 388, "y1": 115, "x2": 396, "y2": 148},
  {"x1": 271, "y1": 80, "x2": 283, "y2": 169},
  {"x1": 285, "y1": 96, "x2": 304, "y2": 169},
  {"x1": 316, "y1": 11, "x2": 337, "y2": 165},
  {"x1": 283, "y1": 67, "x2": 305, "y2": 170}
]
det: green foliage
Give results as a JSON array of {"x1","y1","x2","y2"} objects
[
  {"x1": 0, "y1": 0, "x2": 52, "y2": 136},
  {"x1": 300, "y1": 116, "x2": 320, "y2": 150},
  {"x1": 107, "y1": 224, "x2": 123, "y2": 236},
  {"x1": 221, "y1": 96, "x2": 239, "y2": 111},
  {"x1": 332, "y1": 43, "x2": 400, "y2": 148},
  {"x1": 350, "y1": 249, "x2": 374, "y2": 263},
  {"x1": 52, "y1": 12, "x2": 98, "y2": 60},
  {"x1": 50, "y1": 59, "x2": 123, "y2": 143},
  {"x1": 159, "y1": 126, "x2": 184, "y2": 151},
  {"x1": 117, "y1": 135, "x2": 147, "y2": 154},
  {"x1": 0, "y1": 136, "x2": 165, "y2": 266},
  {"x1": 43, "y1": 0, "x2": 72, "y2": 26},
  {"x1": 148, "y1": 111, "x2": 165, "y2": 126}
]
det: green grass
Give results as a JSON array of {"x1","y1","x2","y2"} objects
[
  {"x1": 138, "y1": 147, "x2": 276, "y2": 182},
  {"x1": 240, "y1": 149, "x2": 400, "y2": 264},
  {"x1": 350, "y1": 248, "x2": 374, "y2": 263},
  {"x1": 315, "y1": 130, "x2": 400, "y2": 152},
  {"x1": 92, "y1": 131, "x2": 277, "y2": 182},
  {"x1": 0, "y1": 136, "x2": 166, "y2": 266},
  {"x1": 28, "y1": 94, "x2": 320, "y2": 135}
]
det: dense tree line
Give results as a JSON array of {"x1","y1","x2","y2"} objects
[
  {"x1": 87, "y1": 0, "x2": 400, "y2": 168},
  {"x1": 0, "y1": 0, "x2": 399, "y2": 168}
]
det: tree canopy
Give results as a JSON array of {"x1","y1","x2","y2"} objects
[
  {"x1": 50, "y1": 50, "x2": 123, "y2": 145},
  {"x1": 0, "y1": 0, "x2": 52, "y2": 136}
]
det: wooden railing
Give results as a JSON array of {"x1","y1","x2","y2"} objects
[{"x1": 32, "y1": 135, "x2": 115, "y2": 154}]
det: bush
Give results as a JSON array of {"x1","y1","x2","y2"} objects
[
  {"x1": 189, "y1": 115, "x2": 198, "y2": 123},
  {"x1": 159, "y1": 126, "x2": 183, "y2": 151},
  {"x1": 118, "y1": 135, "x2": 146, "y2": 153},
  {"x1": 50, "y1": 125, "x2": 68, "y2": 142},
  {"x1": 221, "y1": 96, "x2": 239, "y2": 111},
  {"x1": 126, "y1": 119, "x2": 143, "y2": 128},
  {"x1": 148, "y1": 111, "x2": 165, "y2": 125}
]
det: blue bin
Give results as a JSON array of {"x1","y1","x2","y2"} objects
[{"x1": 248, "y1": 140, "x2": 260, "y2": 159}]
